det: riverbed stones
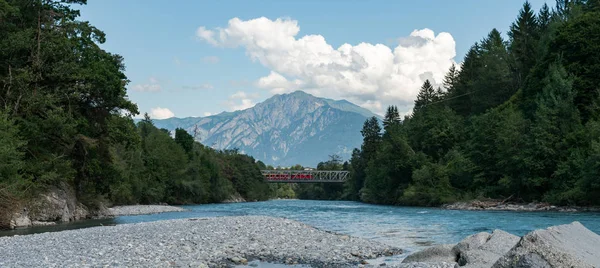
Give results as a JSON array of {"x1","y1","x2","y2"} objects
[
  {"x1": 0, "y1": 215, "x2": 402, "y2": 267},
  {"x1": 107, "y1": 205, "x2": 186, "y2": 216},
  {"x1": 492, "y1": 221, "x2": 600, "y2": 268}
]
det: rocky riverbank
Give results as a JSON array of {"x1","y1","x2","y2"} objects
[
  {"x1": 107, "y1": 205, "x2": 186, "y2": 216},
  {"x1": 442, "y1": 200, "x2": 600, "y2": 212},
  {"x1": 6, "y1": 183, "x2": 111, "y2": 229},
  {"x1": 0, "y1": 215, "x2": 401, "y2": 267},
  {"x1": 400, "y1": 221, "x2": 600, "y2": 268}
]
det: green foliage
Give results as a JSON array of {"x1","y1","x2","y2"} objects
[
  {"x1": 175, "y1": 128, "x2": 195, "y2": 156},
  {"x1": 346, "y1": 0, "x2": 600, "y2": 206},
  {"x1": 399, "y1": 162, "x2": 456, "y2": 207},
  {"x1": 0, "y1": 110, "x2": 25, "y2": 188},
  {"x1": 0, "y1": 0, "x2": 277, "y2": 215}
]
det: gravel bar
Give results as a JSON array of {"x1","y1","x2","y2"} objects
[
  {"x1": 108, "y1": 205, "x2": 186, "y2": 216},
  {"x1": 0, "y1": 216, "x2": 402, "y2": 267}
]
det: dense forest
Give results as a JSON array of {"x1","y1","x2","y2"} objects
[
  {"x1": 0, "y1": 0, "x2": 270, "y2": 226},
  {"x1": 342, "y1": 0, "x2": 600, "y2": 206}
]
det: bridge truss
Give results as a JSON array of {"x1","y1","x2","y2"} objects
[{"x1": 261, "y1": 170, "x2": 349, "y2": 183}]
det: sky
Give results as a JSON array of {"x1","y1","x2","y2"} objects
[{"x1": 78, "y1": 0, "x2": 551, "y2": 119}]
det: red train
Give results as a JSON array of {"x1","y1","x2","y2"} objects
[{"x1": 264, "y1": 173, "x2": 314, "y2": 181}]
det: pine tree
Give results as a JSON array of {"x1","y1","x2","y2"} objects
[
  {"x1": 469, "y1": 29, "x2": 514, "y2": 114},
  {"x1": 538, "y1": 3, "x2": 552, "y2": 32},
  {"x1": 414, "y1": 80, "x2": 436, "y2": 114},
  {"x1": 448, "y1": 43, "x2": 480, "y2": 116},
  {"x1": 360, "y1": 116, "x2": 382, "y2": 160},
  {"x1": 383, "y1": 106, "x2": 400, "y2": 130},
  {"x1": 443, "y1": 64, "x2": 459, "y2": 92},
  {"x1": 508, "y1": 1, "x2": 540, "y2": 87}
]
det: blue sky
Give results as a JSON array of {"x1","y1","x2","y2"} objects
[{"x1": 78, "y1": 0, "x2": 550, "y2": 118}]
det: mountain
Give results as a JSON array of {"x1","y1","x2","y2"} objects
[{"x1": 151, "y1": 91, "x2": 379, "y2": 167}]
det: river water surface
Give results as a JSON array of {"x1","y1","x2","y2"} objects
[{"x1": 3, "y1": 200, "x2": 600, "y2": 265}]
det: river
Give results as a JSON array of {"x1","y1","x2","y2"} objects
[{"x1": 2, "y1": 200, "x2": 600, "y2": 265}]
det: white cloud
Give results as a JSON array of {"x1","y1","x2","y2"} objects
[
  {"x1": 256, "y1": 71, "x2": 304, "y2": 94},
  {"x1": 150, "y1": 107, "x2": 175, "y2": 119},
  {"x1": 203, "y1": 112, "x2": 213, "y2": 117},
  {"x1": 196, "y1": 18, "x2": 456, "y2": 114},
  {"x1": 230, "y1": 91, "x2": 259, "y2": 99},
  {"x1": 131, "y1": 77, "x2": 161, "y2": 92},
  {"x1": 196, "y1": 26, "x2": 218, "y2": 45},
  {"x1": 202, "y1": 56, "x2": 220, "y2": 64},
  {"x1": 230, "y1": 99, "x2": 255, "y2": 111},
  {"x1": 226, "y1": 91, "x2": 257, "y2": 111}
]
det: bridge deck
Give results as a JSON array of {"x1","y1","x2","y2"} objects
[{"x1": 261, "y1": 170, "x2": 349, "y2": 183}]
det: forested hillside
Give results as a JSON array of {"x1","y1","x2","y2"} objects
[
  {"x1": 343, "y1": 0, "x2": 600, "y2": 206},
  {"x1": 0, "y1": 0, "x2": 270, "y2": 226}
]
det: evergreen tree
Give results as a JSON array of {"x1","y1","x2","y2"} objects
[
  {"x1": 447, "y1": 44, "x2": 480, "y2": 116},
  {"x1": 469, "y1": 29, "x2": 514, "y2": 115},
  {"x1": 414, "y1": 80, "x2": 436, "y2": 114},
  {"x1": 383, "y1": 106, "x2": 400, "y2": 130},
  {"x1": 443, "y1": 64, "x2": 460, "y2": 92},
  {"x1": 549, "y1": 6, "x2": 600, "y2": 122},
  {"x1": 175, "y1": 128, "x2": 195, "y2": 156},
  {"x1": 538, "y1": 3, "x2": 552, "y2": 32},
  {"x1": 509, "y1": 1, "x2": 540, "y2": 87}
]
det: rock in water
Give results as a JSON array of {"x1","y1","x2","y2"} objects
[
  {"x1": 492, "y1": 221, "x2": 600, "y2": 268},
  {"x1": 402, "y1": 245, "x2": 457, "y2": 263}
]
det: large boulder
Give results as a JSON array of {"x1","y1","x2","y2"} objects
[
  {"x1": 28, "y1": 183, "x2": 86, "y2": 222},
  {"x1": 8, "y1": 182, "x2": 110, "y2": 229},
  {"x1": 402, "y1": 229, "x2": 519, "y2": 268},
  {"x1": 492, "y1": 221, "x2": 600, "y2": 268},
  {"x1": 457, "y1": 230, "x2": 520, "y2": 267},
  {"x1": 398, "y1": 262, "x2": 458, "y2": 268},
  {"x1": 402, "y1": 244, "x2": 457, "y2": 263},
  {"x1": 452, "y1": 232, "x2": 492, "y2": 253}
]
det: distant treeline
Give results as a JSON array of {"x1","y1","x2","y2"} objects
[
  {"x1": 0, "y1": 0, "x2": 270, "y2": 221},
  {"x1": 341, "y1": 0, "x2": 600, "y2": 206}
]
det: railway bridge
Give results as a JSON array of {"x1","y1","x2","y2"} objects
[{"x1": 261, "y1": 170, "x2": 349, "y2": 183}]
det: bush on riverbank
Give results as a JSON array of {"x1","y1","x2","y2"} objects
[{"x1": 343, "y1": 1, "x2": 600, "y2": 207}]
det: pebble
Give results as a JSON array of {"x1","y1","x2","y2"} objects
[{"x1": 0, "y1": 216, "x2": 402, "y2": 267}]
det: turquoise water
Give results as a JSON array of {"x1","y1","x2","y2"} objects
[
  {"x1": 114, "y1": 200, "x2": 600, "y2": 253},
  {"x1": 3, "y1": 200, "x2": 600, "y2": 256}
]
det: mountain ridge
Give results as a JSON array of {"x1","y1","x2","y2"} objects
[{"x1": 150, "y1": 91, "x2": 378, "y2": 167}]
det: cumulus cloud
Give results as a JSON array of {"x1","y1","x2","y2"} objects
[
  {"x1": 226, "y1": 91, "x2": 257, "y2": 111},
  {"x1": 256, "y1": 71, "x2": 304, "y2": 94},
  {"x1": 150, "y1": 107, "x2": 175, "y2": 119},
  {"x1": 131, "y1": 77, "x2": 161, "y2": 92},
  {"x1": 196, "y1": 17, "x2": 456, "y2": 114},
  {"x1": 202, "y1": 56, "x2": 220, "y2": 64},
  {"x1": 203, "y1": 112, "x2": 213, "y2": 117}
]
